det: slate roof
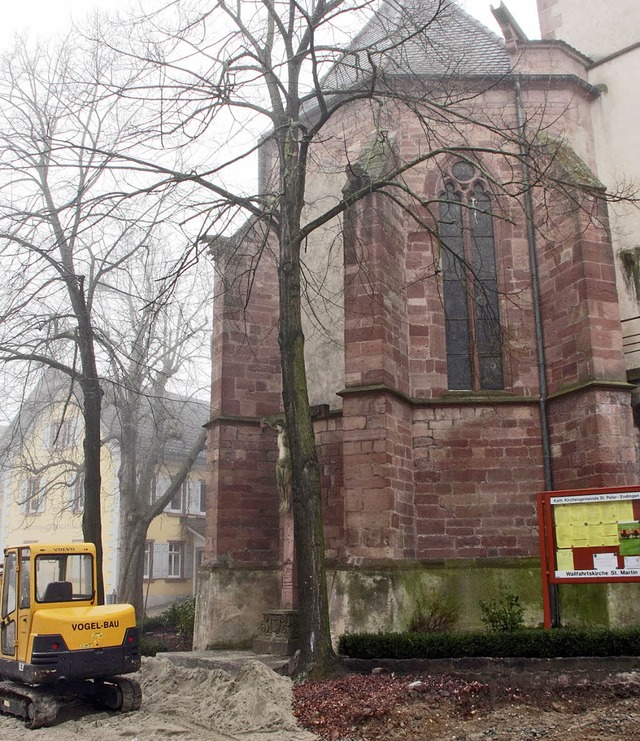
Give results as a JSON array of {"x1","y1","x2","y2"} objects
[
  {"x1": 101, "y1": 389, "x2": 208, "y2": 461},
  {"x1": 0, "y1": 372, "x2": 71, "y2": 460},
  {"x1": 321, "y1": 0, "x2": 510, "y2": 92},
  {"x1": 185, "y1": 518, "x2": 206, "y2": 538},
  {"x1": 0, "y1": 370, "x2": 208, "y2": 464}
]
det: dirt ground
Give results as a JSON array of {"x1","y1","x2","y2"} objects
[
  {"x1": 2, "y1": 658, "x2": 640, "y2": 741},
  {"x1": 294, "y1": 667, "x2": 640, "y2": 740},
  {"x1": 363, "y1": 695, "x2": 640, "y2": 740}
]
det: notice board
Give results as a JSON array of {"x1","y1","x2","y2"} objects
[{"x1": 537, "y1": 485, "x2": 640, "y2": 627}]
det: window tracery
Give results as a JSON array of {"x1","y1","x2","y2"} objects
[{"x1": 439, "y1": 162, "x2": 503, "y2": 391}]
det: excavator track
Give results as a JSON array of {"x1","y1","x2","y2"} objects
[
  {"x1": 96, "y1": 676, "x2": 142, "y2": 712},
  {"x1": 0, "y1": 680, "x2": 59, "y2": 729},
  {"x1": 118, "y1": 676, "x2": 142, "y2": 712},
  {"x1": 0, "y1": 676, "x2": 142, "y2": 729}
]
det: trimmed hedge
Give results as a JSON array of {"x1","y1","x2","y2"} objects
[{"x1": 337, "y1": 627, "x2": 640, "y2": 660}]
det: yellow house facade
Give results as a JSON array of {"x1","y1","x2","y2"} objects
[
  {"x1": 143, "y1": 471, "x2": 207, "y2": 610},
  {"x1": 0, "y1": 376, "x2": 207, "y2": 613}
]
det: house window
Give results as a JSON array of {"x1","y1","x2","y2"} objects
[
  {"x1": 143, "y1": 542, "x2": 153, "y2": 580},
  {"x1": 169, "y1": 486, "x2": 183, "y2": 513},
  {"x1": 439, "y1": 163, "x2": 503, "y2": 391},
  {"x1": 181, "y1": 480, "x2": 205, "y2": 515},
  {"x1": 22, "y1": 477, "x2": 45, "y2": 515},
  {"x1": 49, "y1": 419, "x2": 77, "y2": 450},
  {"x1": 152, "y1": 475, "x2": 167, "y2": 505},
  {"x1": 69, "y1": 474, "x2": 84, "y2": 513},
  {"x1": 155, "y1": 475, "x2": 181, "y2": 512},
  {"x1": 167, "y1": 542, "x2": 183, "y2": 578},
  {"x1": 199, "y1": 480, "x2": 207, "y2": 514}
]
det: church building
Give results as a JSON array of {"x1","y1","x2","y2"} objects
[{"x1": 195, "y1": 0, "x2": 640, "y2": 649}]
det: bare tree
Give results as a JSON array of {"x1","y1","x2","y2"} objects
[
  {"x1": 0, "y1": 35, "x2": 209, "y2": 604},
  {"x1": 0, "y1": 37, "x2": 139, "y2": 600},
  {"x1": 97, "y1": 246, "x2": 210, "y2": 617},
  {"x1": 80, "y1": 0, "x2": 638, "y2": 674}
]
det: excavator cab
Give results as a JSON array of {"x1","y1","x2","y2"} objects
[
  {"x1": 2, "y1": 545, "x2": 95, "y2": 662},
  {"x1": 0, "y1": 543, "x2": 141, "y2": 728}
]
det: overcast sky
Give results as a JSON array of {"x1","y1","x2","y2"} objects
[{"x1": 0, "y1": 0, "x2": 540, "y2": 52}]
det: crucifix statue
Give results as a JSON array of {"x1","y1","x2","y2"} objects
[
  {"x1": 274, "y1": 421, "x2": 293, "y2": 513},
  {"x1": 268, "y1": 419, "x2": 296, "y2": 609}
]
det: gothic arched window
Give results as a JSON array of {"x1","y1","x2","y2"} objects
[{"x1": 439, "y1": 162, "x2": 503, "y2": 391}]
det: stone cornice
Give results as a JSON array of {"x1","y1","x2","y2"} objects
[
  {"x1": 204, "y1": 414, "x2": 262, "y2": 429},
  {"x1": 207, "y1": 379, "x2": 633, "y2": 428},
  {"x1": 338, "y1": 383, "x2": 538, "y2": 406},
  {"x1": 325, "y1": 556, "x2": 541, "y2": 572},
  {"x1": 205, "y1": 403, "x2": 340, "y2": 429},
  {"x1": 339, "y1": 378, "x2": 633, "y2": 407},
  {"x1": 546, "y1": 378, "x2": 634, "y2": 401}
]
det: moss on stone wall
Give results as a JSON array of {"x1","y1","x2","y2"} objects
[
  {"x1": 619, "y1": 246, "x2": 640, "y2": 301},
  {"x1": 607, "y1": 582, "x2": 640, "y2": 626},
  {"x1": 195, "y1": 560, "x2": 640, "y2": 651},
  {"x1": 328, "y1": 560, "x2": 544, "y2": 636},
  {"x1": 332, "y1": 571, "x2": 395, "y2": 629},
  {"x1": 328, "y1": 560, "x2": 639, "y2": 636},
  {"x1": 557, "y1": 583, "x2": 609, "y2": 627}
]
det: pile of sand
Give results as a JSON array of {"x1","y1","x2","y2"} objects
[
  {"x1": 1, "y1": 657, "x2": 319, "y2": 741},
  {"x1": 140, "y1": 657, "x2": 308, "y2": 735}
]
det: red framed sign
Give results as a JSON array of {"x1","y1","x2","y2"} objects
[{"x1": 537, "y1": 485, "x2": 640, "y2": 628}]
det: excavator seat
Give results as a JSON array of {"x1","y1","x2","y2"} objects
[{"x1": 42, "y1": 581, "x2": 73, "y2": 602}]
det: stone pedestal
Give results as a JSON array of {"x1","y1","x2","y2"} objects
[
  {"x1": 252, "y1": 609, "x2": 299, "y2": 656},
  {"x1": 281, "y1": 509, "x2": 297, "y2": 608}
]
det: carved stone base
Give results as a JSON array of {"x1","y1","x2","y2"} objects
[{"x1": 252, "y1": 609, "x2": 299, "y2": 656}]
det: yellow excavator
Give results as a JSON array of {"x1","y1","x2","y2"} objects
[{"x1": 0, "y1": 542, "x2": 141, "y2": 728}]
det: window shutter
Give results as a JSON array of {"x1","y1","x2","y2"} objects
[
  {"x1": 184, "y1": 481, "x2": 192, "y2": 514},
  {"x1": 41, "y1": 422, "x2": 55, "y2": 450},
  {"x1": 68, "y1": 475, "x2": 84, "y2": 512},
  {"x1": 143, "y1": 542, "x2": 152, "y2": 579},
  {"x1": 185, "y1": 481, "x2": 197, "y2": 514},
  {"x1": 184, "y1": 543, "x2": 194, "y2": 580},
  {"x1": 153, "y1": 542, "x2": 169, "y2": 578},
  {"x1": 37, "y1": 478, "x2": 46, "y2": 513},
  {"x1": 19, "y1": 480, "x2": 28, "y2": 513}
]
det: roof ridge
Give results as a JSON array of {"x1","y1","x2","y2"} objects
[
  {"x1": 456, "y1": 0, "x2": 508, "y2": 47},
  {"x1": 321, "y1": 0, "x2": 510, "y2": 93}
]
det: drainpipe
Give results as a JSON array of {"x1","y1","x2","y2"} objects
[{"x1": 514, "y1": 77, "x2": 559, "y2": 625}]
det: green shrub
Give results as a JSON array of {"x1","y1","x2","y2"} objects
[
  {"x1": 406, "y1": 586, "x2": 459, "y2": 633},
  {"x1": 139, "y1": 615, "x2": 167, "y2": 633},
  {"x1": 160, "y1": 596, "x2": 196, "y2": 639},
  {"x1": 337, "y1": 626, "x2": 640, "y2": 660},
  {"x1": 139, "y1": 636, "x2": 169, "y2": 656},
  {"x1": 160, "y1": 602, "x2": 181, "y2": 628},
  {"x1": 478, "y1": 586, "x2": 525, "y2": 632}
]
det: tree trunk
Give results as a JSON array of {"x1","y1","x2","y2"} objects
[
  {"x1": 117, "y1": 516, "x2": 150, "y2": 618},
  {"x1": 279, "y1": 248, "x2": 336, "y2": 677},
  {"x1": 278, "y1": 130, "x2": 338, "y2": 677},
  {"x1": 80, "y1": 375, "x2": 104, "y2": 604},
  {"x1": 69, "y1": 276, "x2": 105, "y2": 605}
]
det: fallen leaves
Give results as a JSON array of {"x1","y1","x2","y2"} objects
[
  {"x1": 292, "y1": 669, "x2": 640, "y2": 741},
  {"x1": 292, "y1": 672, "x2": 491, "y2": 740}
]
